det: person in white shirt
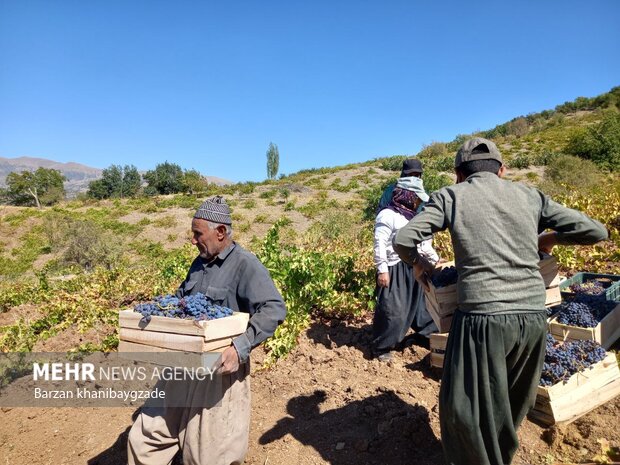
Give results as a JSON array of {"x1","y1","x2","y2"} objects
[{"x1": 372, "y1": 177, "x2": 438, "y2": 361}]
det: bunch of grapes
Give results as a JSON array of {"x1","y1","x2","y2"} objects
[
  {"x1": 569, "y1": 280, "x2": 606, "y2": 296},
  {"x1": 540, "y1": 335, "x2": 607, "y2": 386},
  {"x1": 546, "y1": 304, "x2": 561, "y2": 318},
  {"x1": 555, "y1": 295, "x2": 617, "y2": 327},
  {"x1": 431, "y1": 266, "x2": 458, "y2": 288},
  {"x1": 555, "y1": 301, "x2": 599, "y2": 327},
  {"x1": 134, "y1": 293, "x2": 233, "y2": 324}
]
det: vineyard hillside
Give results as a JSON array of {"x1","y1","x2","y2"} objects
[{"x1": 0, "y1": 87, "x2": 619, "y2": 465}]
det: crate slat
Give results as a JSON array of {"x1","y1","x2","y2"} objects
[
  {"x1": 118, "y1": 340, "x2": 226, "y2": 371},
  {"x1": 118, "y1": 310, "x2": 249, "y2": 340},
  {"x1": 119, "y1": 328, "x2": 235, "y2": 353},
  {"x1": 120, "y1": 328, "x2": 205, "y2": 352}
]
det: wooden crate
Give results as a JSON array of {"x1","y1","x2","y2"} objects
[
  {"x1": 529, "y1": 352, "x2": 620, "y2": 426},
  {"x1": 548, "y1": 302, "x2": 620, "y2": 350},
  {"x1": 118, "y1": 310, "x2": 249, "y2": 353},
  {"x1": 424, "y1": 258, "x2": 560, "y2": 331},
  {"x1": 429, "y1": 333, "x2": 449, "y2": 369},
  {"x1": 559, "y1": 272, "x2": 620, "y2": 300},
  {"x1": 424, "y1": 261, "x2": 457, "y2": 332},
  {"x1": 539, "y1": 254, "x2": 560, "y2": 288}
]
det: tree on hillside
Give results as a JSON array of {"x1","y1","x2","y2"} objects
[
  {"x1": 87, "y1": 164, "x2": 141, "y2": 199},
  {"x1": 5, "y1": 168, "x2": 66, "y2": 208},
  {"x1": 182, "y1": 169, "x2": 209, "y2": 194},
  {"x1": 266, "y1": 142, "x2": 279, "y2": 179},
  {"x1": 143, "y1": 162, "x2": 185, "y2": 195},
  {"x1": 566, "y1": 112, "x2": 620, "y2": 171}
]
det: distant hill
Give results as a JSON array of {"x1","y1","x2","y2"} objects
[{"x1": 0, "y1": 156, "x2": 232, "y2": 197}]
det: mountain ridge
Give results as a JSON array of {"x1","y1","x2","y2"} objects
[{"x1": 0, "y1": 156, "x2": 232, "y2": 195}]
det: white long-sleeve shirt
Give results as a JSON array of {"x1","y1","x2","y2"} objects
[{"x1": 374, "y1": 208, "x2": 439, "y2": 274}]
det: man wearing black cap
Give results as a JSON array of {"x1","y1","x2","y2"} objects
[
  {"x1": 393, "y1": 138, "x2": 608, "y2": 465},
  {"x1": 127, "y1": 196, "x2": 287, "y2": 465}
]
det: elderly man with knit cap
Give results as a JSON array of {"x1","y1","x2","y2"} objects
[{"x1": 127, "y1": 196, "x2": 287, "y2": 465}]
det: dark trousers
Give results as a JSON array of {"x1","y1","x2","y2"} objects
[
  {"x1": 372, "y1": 260, "x2": 437, "y2": 352},
  {"x1": 439, "y1": 310, "x2": 547, "y2": 465}
]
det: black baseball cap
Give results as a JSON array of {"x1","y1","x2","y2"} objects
[
  {"x1": 401, "y1": 158, "x2": 424, "y2": 176},
  {"x1": 454, "y1": 137, "x2": 503, "y2": 168}
]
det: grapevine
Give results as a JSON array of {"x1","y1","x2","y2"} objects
[{"x1": 134, "y1": 293, "x2": 233, "y2": 324}]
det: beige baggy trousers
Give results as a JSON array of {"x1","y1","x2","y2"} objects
[{"x1": 127, "y1": 363, "x2": 251, "y2": 465}]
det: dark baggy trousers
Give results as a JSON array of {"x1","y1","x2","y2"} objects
[
  {"x1": 372, "y1": 260, "x2": 438, "y2": 352},
  {"x1": 439, "y1": 310, "x2": 547, "y2": 465}
]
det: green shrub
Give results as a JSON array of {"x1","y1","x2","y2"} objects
[
  {"x1": 379, "y1": 156, "x2": 407, "y2": 172},
  {"x1": 540, "y1": 154, "x2": 603, "y2": 195},
  {"x1": 153, "y1": 215, "x2": 177, "y2": 228},
  {"x1": 243, "y1": 199, "x2": 257, "y2": 209},
  {"x1": 236, "y1": 182, "x2": 256, "y2": 195},
  {"x1": 359, "y1": 176, "x2": 397, "y2": 220},
  {"x1": 257, "y1": 221, "x2": 374, "y2": 363},
  {"x1": 532, "y1": 151, "x2": 559, "y2": 166},
  {"x1": 259, "y1": 189, "x2": 277, "y2": 199},
  {"x1": 422, "y1": 171, "x2": 453, "y2": 193},
  {"x1": 508, "y1": 153, "x2": 532, "y2": 169},
  {"x1": 566, "y1": 112, "x2": 620, "y2": 171},
  {"x1": 61, "y1": 221, "x2": 124, "y2": 270}
]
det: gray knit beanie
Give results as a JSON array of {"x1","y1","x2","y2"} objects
[{"x1": 193, "y1": 196, "x2": 232, "y2": 225}]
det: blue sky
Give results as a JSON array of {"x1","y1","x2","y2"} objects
[{"x1": 1, "y1": 1, "x2": 619, "y2": 183}]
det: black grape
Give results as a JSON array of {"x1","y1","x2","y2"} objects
[
  {"x1": 133, "y1": 292, "x2": 234, "y2": 322},
  {"x1": 540, "y1": 335, "x2": 607, "y2": 386},
  {"x1": 555, "y1": 295, "x2": 617, "y2": 327},
  {"x1": 431, "y1": 266, "x2": 458, "y2": 288}
]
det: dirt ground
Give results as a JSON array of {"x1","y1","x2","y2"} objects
[{"x1": 1, "y1": 317, "x2": 619, "y2": 465}]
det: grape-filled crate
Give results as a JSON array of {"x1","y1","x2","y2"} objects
[
  {"x1": 118, "y1": 293, "x2": 250, "y2": 355},
  {"x1": 548, "y1": 275, "x2": 620, "y2": 349},
  {"x1": 529, "y1": 336, "x2": 620, "y2": 426}
]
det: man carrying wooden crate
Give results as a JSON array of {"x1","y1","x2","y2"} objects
[
  {"x1": 393, "y1": 137, "x2": 608, "y2": 465},
  {"x1": 127, "y1": 196, "x2": 287, "y2": 465}
]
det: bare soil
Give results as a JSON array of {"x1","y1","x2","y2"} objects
[{"x1": 1, "y1": 317, "x2": 619, "y2": 465}]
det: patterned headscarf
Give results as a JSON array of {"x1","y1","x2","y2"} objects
[{"x1": 386, "y1": 187, "x2": 419, "y2": 220}]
